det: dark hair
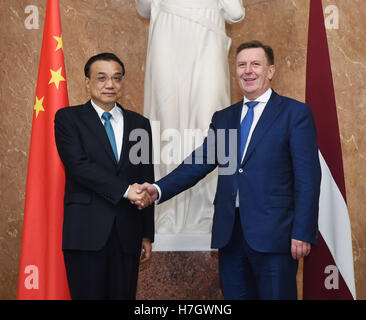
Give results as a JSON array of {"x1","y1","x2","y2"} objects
[
  {"x1": 84, "y1": 52, "x2": 125, "y2": 78},
  {"x1": 236, "y1": 40, "x2": 274, "y2": 65}
]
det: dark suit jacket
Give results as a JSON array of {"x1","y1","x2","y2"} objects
[
  {"x1": 54, "y1": 101, "x2": 154, "y2": 255},
  {"x1": 156, "y1": 91, "x2": 321, "y2": 253}
]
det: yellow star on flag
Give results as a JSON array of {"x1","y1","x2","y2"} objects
[
  {"x1": 34, "y1": 96, "x2": 45, "y2": 118},
  {"x1": 53, "y1": 35, "x2": 63, "y2": 51},
  {"x1": 49, "y1": 67, "x2": 66, "y2": 89}
]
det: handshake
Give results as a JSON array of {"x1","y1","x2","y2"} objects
[{"x1": 127, "y1": 183, "x2": 159, "y2": 210}]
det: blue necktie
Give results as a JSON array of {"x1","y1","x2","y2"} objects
[
  {"x1": 102, "y1": 112, "x2": 119, "y2": 161},
  {"x1": 240, "y1": 101, "x2": 259, "y2": 161}
]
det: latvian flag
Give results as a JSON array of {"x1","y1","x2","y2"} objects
[{"x1": 303, "y1": 0, "x2": 356, "y2": 299}]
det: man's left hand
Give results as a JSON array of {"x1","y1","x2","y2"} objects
[
  {"x1": 291, "y1": 239, "x2": 311, "y2": 260},
  {"x1": 140, "y1": 238, "x2": 152, "y2": 263},
  {"x1": 127, "y1": 183, "x2": 152, "y2": 209}
]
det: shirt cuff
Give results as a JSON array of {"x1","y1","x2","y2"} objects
[
  {"x1": 123, "y1": 185, "x2": 131, "y2": 198},
  {"x1": 153, "y1": 183, "x2": 162, "y2": 204}
]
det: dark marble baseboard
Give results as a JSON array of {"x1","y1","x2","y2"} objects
[
  {"x1": 137, "y1": 251, "x2": 304, "y2": 300},
  {"x1": 136, "y1": 251, "x2": 223, "y2": 300}
]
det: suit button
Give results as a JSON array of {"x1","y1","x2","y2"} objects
[{"x1": 238, "y1": 168, "x2": 243, "y2": 173}]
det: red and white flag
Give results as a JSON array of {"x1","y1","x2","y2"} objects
[
  {"x1": 18, "y1": 0, "x2": 70, "y2": 299},
  {"x1": 303, "y1": 0, "x2": 356, "y2": 299}
]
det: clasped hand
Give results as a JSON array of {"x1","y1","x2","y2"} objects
[{"x1": 127, "y1": 183, "x2": 158, "y2": 210}]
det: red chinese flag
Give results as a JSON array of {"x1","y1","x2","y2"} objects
[
  {"x1": 303, "y1": 0, "x2": 355, "y2": 299},
  {"x1": 18, "y1": 0, "x2": 70, "y2": 299}
]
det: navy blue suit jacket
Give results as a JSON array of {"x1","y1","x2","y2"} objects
[
  {"x1": 156, "y1": 91, "x2": 321, "y2": 253},
  {"x1": 54, "y1": 101, "x2": 154, "y2": 255}
]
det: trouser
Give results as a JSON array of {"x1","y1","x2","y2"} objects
[
  {"x1": 63, "y1": 222, "x2": 140, "y2": 300},
  {"x1": 219, "y1": 210, "x2": 298, "y2": 300}
]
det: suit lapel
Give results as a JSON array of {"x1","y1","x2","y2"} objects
[
  {"x1": 117, "y1": 104, "x2": 129, "y2": 170},
  {"x1": 228, "y1": 100, "x2": 244, "y2": 164},
  {"x1": 229, "y1": 100, "x2": 244, "y2": 129},
  {"x1": 81, "y1": 101, "x2": 118, "y2": 165},
  {"x1": 242, "y1": 91, "x2": 284, "y2": 166}
]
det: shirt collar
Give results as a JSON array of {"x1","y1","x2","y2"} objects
[
  {"x1": 243, "y1": 88, "x2": 272, "y2": 105},
  {"x1": 91, "y1": 100, "x2": 122, "y2": 122}
]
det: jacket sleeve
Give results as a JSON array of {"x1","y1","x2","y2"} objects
[
  {"x1": 141, "y1": 118, "x2": 155, "y2": 242},
  {"x1": 290, "y1": 104, "x2": 321, "y2": 244},
  {"x1": 157, "y1": 112, "x2": 219, "y2": 203}
]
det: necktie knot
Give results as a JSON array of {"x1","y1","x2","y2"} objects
[
  {"x1": 102, "y1": 112, "x2": 112, "y2": 121},
  {"x1": 245, "y1": 101, "x2": 260, "y2": 109}
]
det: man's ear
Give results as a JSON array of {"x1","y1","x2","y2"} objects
[
  {"x1": 85, "y1": 77, "x2": 90, "y2": 92},
  {"x1": 268, "y1": 65, "x2": 275, "y2": 81}
]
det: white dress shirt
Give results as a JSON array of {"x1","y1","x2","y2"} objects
[
  {"x1": 240, "y1": 88, "x2": 272, "y2": 162},
  {"x1": 91, "y1": 100, "x2": 124, "y2": 160},
  {"x1": 91, "y1": 100, "x2": 129, "y2": 198},
  {"x1": 235, "y1": 88, "x2": 272, "y2": 206}
]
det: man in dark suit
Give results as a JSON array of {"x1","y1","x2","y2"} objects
[
  {"x1": 136, "y1": 41, "x2": 321, "y2": 299},
  {"x1": 54, "y1": 53, "x2": 154, "y2": 299}
]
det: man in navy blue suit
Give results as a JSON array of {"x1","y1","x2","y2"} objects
[{"x1": 136, "y1": 40, "x2": 321, "y2": 299}]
